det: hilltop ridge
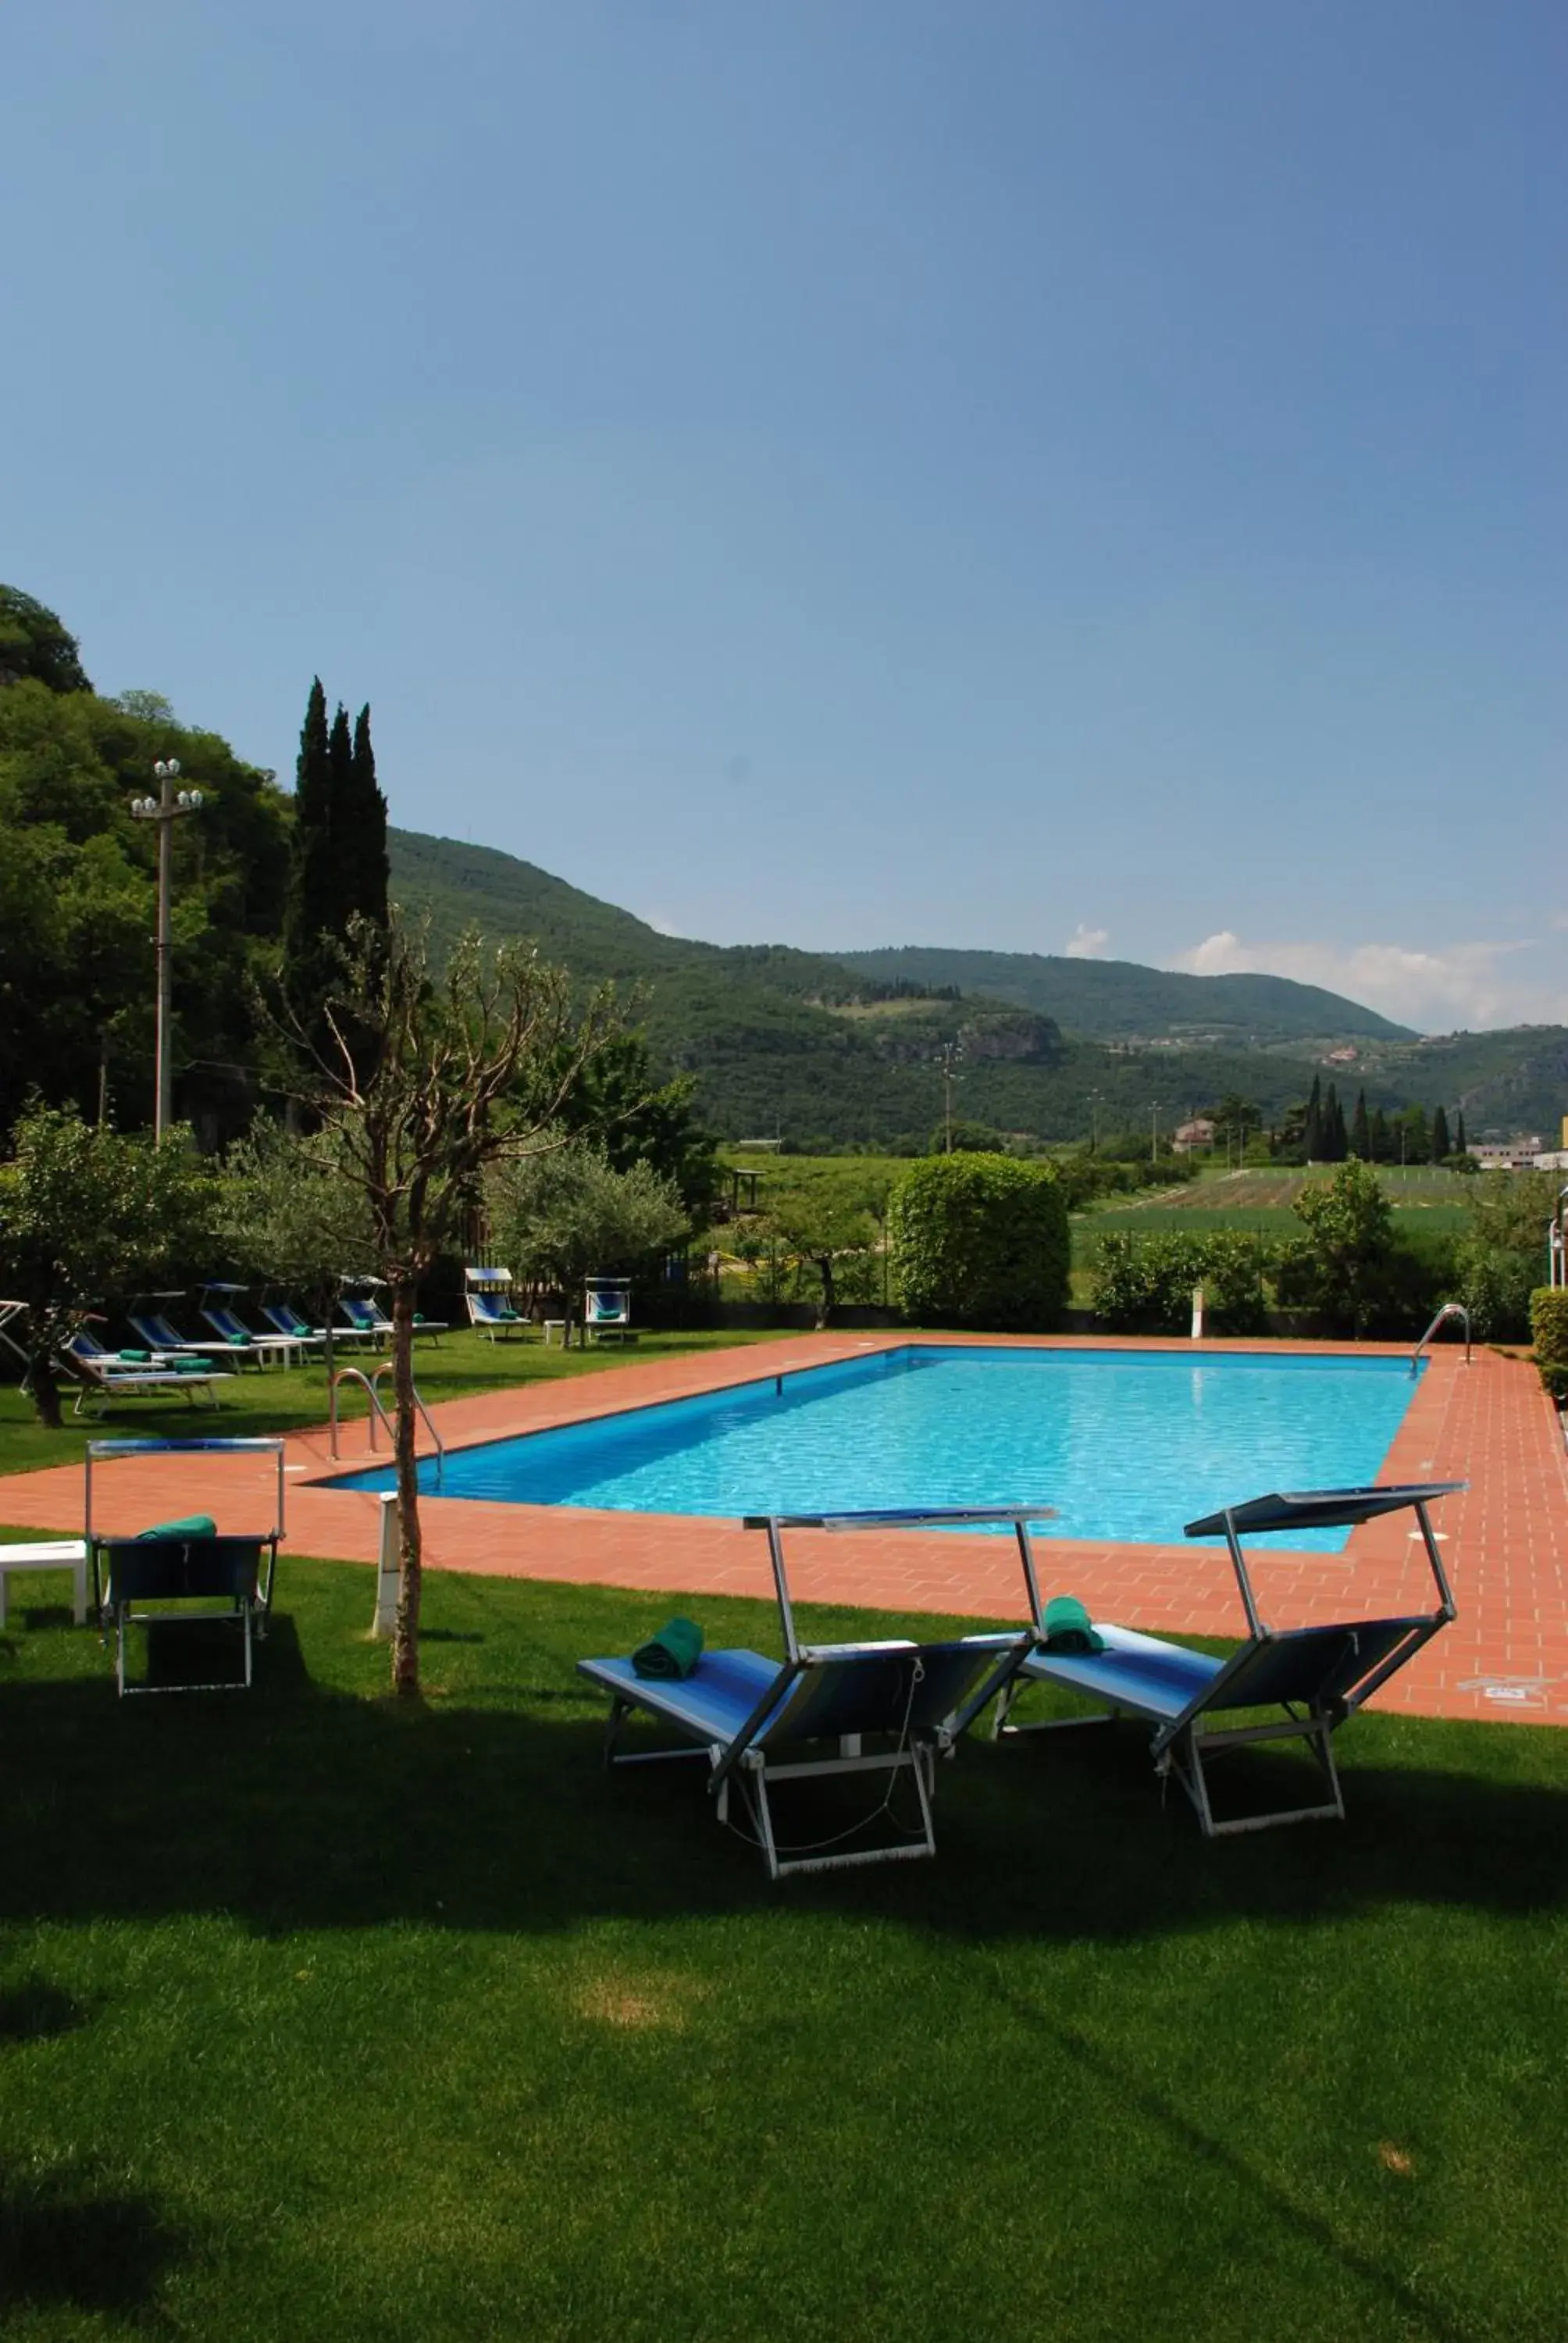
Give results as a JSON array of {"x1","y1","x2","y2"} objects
[{"x1": 387, "y1": 828, "x2": 1560, "y2": 1146}]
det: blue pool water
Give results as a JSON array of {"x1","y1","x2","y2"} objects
[{"x1": 328, "y1": 1345, "x2": 1423, "y2": 1550}]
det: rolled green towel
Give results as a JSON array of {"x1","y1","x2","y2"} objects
[
  {"x1": 171, "y1": 1356, "x2": 210, "y2": 1372},
  {"x1": 1042, "y1": 1595, "x2": 1104, "y2": 1655},
  {"x1": 632, "y1": 1617, "x2": 705, "y2": 1680},
  {"x1": 226, "y1": 1333, "x2": 249, "y2": 1346},
  {"x1": 137, "y1": 1514, "x2": 217, "y2": 1542},
  {"x1": 116, "y1": 1348, "x2": 151, "y2": 1364}
]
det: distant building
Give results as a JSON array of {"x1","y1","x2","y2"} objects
[
  {"x1": 1171, "y1": 1117, "x2": 1215, "y2": 1154},
  {"x1": 1324, "y1": 1046, "x2": 1359, "y2": 1065},
  {"x1": 1468, "y1": 1138, "x2": 1545, "y2": 1171}
]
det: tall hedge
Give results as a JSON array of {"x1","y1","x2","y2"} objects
[
  {"x1": 1529, "y1": 1287, "x2": 1568, "y2": 1403},
  {"x1": 888, "y1": 1154, "x2": 1068, "y2": 1330}
]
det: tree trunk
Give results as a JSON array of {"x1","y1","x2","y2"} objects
[
  {"x1": 815, "y1": 1254, "x2": 836, "y2": 1331},
  {"x1": 389, "y1": 1278, "x2": 423, "y2": 1697},
  {"x1": 30, "y1": 1353, "x2": 63, "y2": 1431}
]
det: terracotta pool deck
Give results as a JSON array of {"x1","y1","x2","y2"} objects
[{"x1": 5, "y1": 1332, "x2": 1566, "y2": 1724}]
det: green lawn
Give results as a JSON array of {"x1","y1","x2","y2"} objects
[
  {"x1": 1, "y1": 1554, "x2": 1564, "y2": 2341},
  {"x1": 0, "y1": 1325, "x2": 784, "y2": 1482}
]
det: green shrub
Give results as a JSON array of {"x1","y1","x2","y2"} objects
[
  {"x1": 1457, "y1": 1171, "x2": 1561, "y2": 1340},
  {"x1": 1529, "y1": 1287, "x2": 1568, "y2": 1403},
  {"x1": 889, "y1": 1154, "x2": 1068, "y2": 1330},
  {"x1": 1089, "y1": 1230, "x2": 1272, "y2": 1334}
]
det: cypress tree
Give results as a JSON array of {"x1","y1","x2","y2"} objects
[
  {"x1": 1431, "y1": 1104, "x2": 1451, "y2": 1162},
  {"x1": 1322, "y1": 1082, "x2": 1347, "y2": 1162},
  {"x1": 283, "y1": 680, "x2": 391, "y2": 1074},
  {"x1": 1456, "y1": 1107, "x2": 1466, "y2": 1155},
  {"x1": 1370, "y1": 1105, "x2": 1390, "y2": 1163},
  {"x1": 347, "y1": 704, "x2": 390, "y2": 931},
  {"x1": 283, "y1": 679, "x2": 338, "y2": 1047},
  {"x1": 1303, "y1": 1075, "x2": 1324, "y2": 1162},
  {"x1": 1350, "y1": 1087, "x2": 1371, "y2": 1160}
]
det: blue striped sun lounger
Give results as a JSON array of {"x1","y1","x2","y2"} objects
[
  {"x1": 996, "y1": 1482, "x2": 1464, "y2": 1837},
  {"x1": 579, "y1": 1503, "x2": 1054, "y2": 1879}
]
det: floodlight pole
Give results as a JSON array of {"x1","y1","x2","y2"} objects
[{"x1": 130, "y1": 759, "x2": 204, "y2": 1141}]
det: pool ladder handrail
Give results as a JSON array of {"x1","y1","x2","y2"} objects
[
  {"x1": 1411, "y1": 1301, "x2": 1470, "y2": 1375},
  {"x1": 328, "y1": 1364, "x2": 445, "y2": 1480}
]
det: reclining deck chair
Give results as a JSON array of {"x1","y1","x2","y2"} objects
[
  {"x1": 579, "y1": 1504, "x2": 1053, "y2": 1879},
  {"x1": 337, "y1": 1281, "x2": 447, "y2": 1345},
  {"x1": 465, "y1": 1266, "x2": 526, "y2": 1341},
  {"x1": 258, "y1": 1299, "x2": 330, "y2": 1351},
  {"x1": 583, "y1": 1278, "x2": 633, "y2": 1343},
  {"x1": 996, "y1": 1483, "x2": 1463, "y2": 1836},
  {"x1": 87, "y1": 1436, "x2": 286, "y2": 1696},
  {"x1": 128, "y1": 1295, "x2": 265, "y2": 1371},
  {"x1": 197, "y1": 1283, "x2": 300, "y2": 1368},
  {"x1": 66, "y1": 1331, "x2": 230, "y2": 1417}
]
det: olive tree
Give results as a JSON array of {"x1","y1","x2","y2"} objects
[
  {"x1": 214, "y1": 1118, "x2": 380, "y2": 1382},
  {"x1": 0, "y1": 1104, "x2": 217, "y2": 1426},
  {"x1": 487, "y1": 1139, "x2": 688, "y2": 1344},
  {"x1": 283, "y1": 918, "x2": 624, "y2": 1697}
]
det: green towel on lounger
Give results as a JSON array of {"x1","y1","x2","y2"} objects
[
  {"x1": 137, "y1": 1514, "x2": 217, "y2": 1542},
  {"x1": 117, "y1": 1348, "x2": 151, "y2": 1364},
  {"x1": 632, "y1": 1617, "x2": 705, "y2": 1679},
  {"x1": 1042, "y1": 1595, "x2": 1104, "y2": 1655},
  {"x1": 171, "y1": 1356, "x2": 209, "y2": 1372}
]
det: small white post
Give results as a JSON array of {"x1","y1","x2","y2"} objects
[
  {"x1": 372, "y1": 1491, "x2": 400, "y2": 1639},
  {"x1": 1190, "y1": 1286, "x2": 1205, "y2": 1341}
]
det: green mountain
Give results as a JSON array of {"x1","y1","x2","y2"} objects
[
  {"x1": 387, "y1": 828, "x2": 1558, "y2": 1147},
  {"x1": 832, "y1": 945, "x2": 1414, "y2": 1047}
]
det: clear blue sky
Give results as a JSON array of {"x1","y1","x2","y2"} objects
[{"x1": 5, "y1": 1, "x2": 1563, "y2": 1032}]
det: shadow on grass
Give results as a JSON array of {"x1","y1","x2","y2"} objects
[
  {"x1": 1, "y1": 1628, "x2": 1563, "y2": 1945},
  {"x1": 0, "y1": 2156, "x2": 187, "y2": 2323},
  {"x1": 0, "y1": 1976, "x2": 90, "y2": 2044},
  {"x1": 992, "y1": 1986, "x2": 1474, "y2": 2343}
]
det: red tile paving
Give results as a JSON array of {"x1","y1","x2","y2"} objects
[{"x1": 5, "y1": 1332, "x2": 1565, "y2": 1725}]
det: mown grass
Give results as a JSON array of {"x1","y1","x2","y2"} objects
[
  {"x1": 1, "y1": 1555, "x2": 1564, "y2": 2342},
  {"x1": 0, "y1": 1326, "x2": 784, "y2": 1482}
]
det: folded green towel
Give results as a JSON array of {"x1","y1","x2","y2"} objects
[
  {"x1": 137, "y1": 1514, "x2": 217, "y2": 1542},
  {"x1": 1042, "y1": 1595, "x2": 1104, "y2": 1655},
  {"x1": 117, "y1": 1348, "x2": 151, "y2": 1364},
  {"x1": 226, "y1": 1333, "x2": 249, "y2": 1346},
  {"x1": 632, "y1": 1617, "x2": 705, "y2": 1679},
  {"x1": 171, "y1": 1356, "x2": 209, "y2": 1372}
]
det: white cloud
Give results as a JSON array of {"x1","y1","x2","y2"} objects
[
  {"x1": 1173, "y1": 931, "x2": 1567, "y2": 1033},
  {"x1": 1064, "y1": 923, "x2": 1110, "y2": 960}
]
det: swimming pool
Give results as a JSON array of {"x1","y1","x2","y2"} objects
[{"x1": 329, "y1": 1345, "x2": 1424, "y2": 1550}]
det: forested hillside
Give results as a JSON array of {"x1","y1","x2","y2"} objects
[
  {"x1": 833, "y1": 945, "x2": 1413, "y2": 1047},
  {"x1": 2, "y1": 582, "x2": 1558, "y2": 1155}
]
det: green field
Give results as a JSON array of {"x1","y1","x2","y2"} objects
[{"x1": 1, "y1": 1551, "x2": 1564, "y2": 2342}]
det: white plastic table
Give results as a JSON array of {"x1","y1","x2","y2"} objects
[{"x1": 0, "y1": 1540, "x2": 91, "y2": 1626}]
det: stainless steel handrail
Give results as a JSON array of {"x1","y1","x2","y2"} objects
[
  {"x1": 370, "y1": 1364, "x2": 445, "y2": 1482},
  {"x1": 328, "y1": 1367, "x2": 396, "y2": 1460},
  {"x1": 1411, "y1": 1300, "x2": 1471, "y2": 1375}
]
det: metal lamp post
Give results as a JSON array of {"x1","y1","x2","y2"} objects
[{"x1": 129, "y1": 759, "x2": 204, "y2": 1140}]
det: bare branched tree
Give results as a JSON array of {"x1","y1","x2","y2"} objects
[{"x1": 276, "y1": 915, "x2": 626, "y2": 1696}]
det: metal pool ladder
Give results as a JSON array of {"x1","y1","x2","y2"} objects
[
  {"x1": 328, "y1": 1365, "x2": 445, "y2": 1479},
  {"x1": 1411, "y1": 1301, "x2": 1471, "y2": 1375}
]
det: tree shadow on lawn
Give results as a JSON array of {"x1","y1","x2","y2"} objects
[
  {"x1": 0, "y1": 2153, "x2": 189, "y2": 2326},
  {"x1": 1, "y1": 1629, "x2": 1563, "y2": 1945}
]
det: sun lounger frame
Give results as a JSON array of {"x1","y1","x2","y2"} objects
[
  {"x1": 997, "y1": 1482, "x2": 1463, "y2": 1836},
  {"x1": 85, "y1": 1437, "x2": 287, "y2": 1696},
  {"x1": 579, "y1": 1503, "x2": 1055, "y2": 1878}
]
